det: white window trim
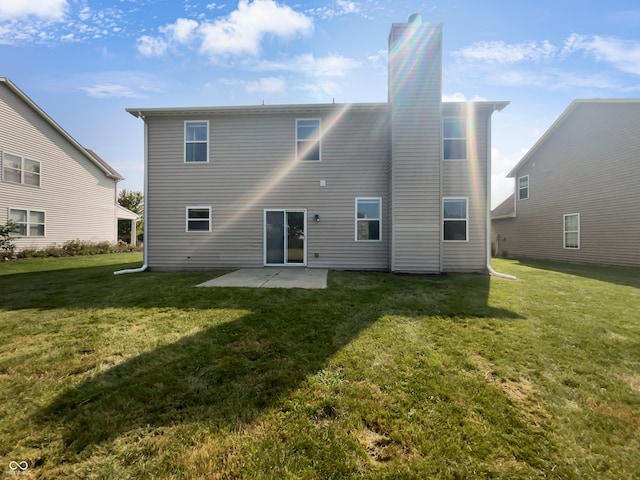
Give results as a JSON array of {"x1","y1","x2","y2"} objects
[
  {"x1": 442, "y1": 197, "x2": 469, "y2": 242},
  {"x1": 185, "y1": 206, "x2": 212, "y2": 232},
  {"x1": 9, "y1": 207, "x2": 46, "y2": 237},
  {"x1": 355, "y1": 197, "x2": 382, "y2": 242},
  {"x1": 518, "y1": 175, "x2": 529, "y2": 200},
  {"x1": 184, "y1": 120, "x2": 210, "y2": 163},
  {"x1": 442, "y1": 116, "x2": 467, "y2": 161},
  {"x1": 296, "y1": 118, "x2": 322, "y2": 162},
  {"x1": 2, "y1": 151, "x2": 41, "y2": 187},
  {"x1": 563, "y1": 213, "x2": 580, "y2": 249}
]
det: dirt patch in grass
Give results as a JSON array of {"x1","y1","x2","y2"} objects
[
  {"x1": 468, "y1": 352, "x2": 550, "y2": 421},
  {"x1": 615, "y1": 372, "x2": 640, "y2": 392}
]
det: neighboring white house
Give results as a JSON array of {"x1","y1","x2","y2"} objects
[
  {"x1": 127, "y1": 15, "x2": 508, "y2": 273},
  {"x1": 0, "y1": 77, "x2": 138, "y2": 250},
  {"x1": 492, "y1": 99, "x2": 640, "y2": 267}
]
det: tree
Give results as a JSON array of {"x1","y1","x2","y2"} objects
[
  {"x1": 0, "y1": 220, "x2": 18, "y2": 260},
  {"x1": 117, "y1": 189, "x2": 144, "y2": 243}
]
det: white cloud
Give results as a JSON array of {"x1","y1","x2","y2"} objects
[
  {"x1": 488, "y1": 67, "x2": 621, "y2": 91},
  {"x1": 247, "y1": 76, "x2": 285, "y2": 93},
  {"x1": 137, "y1": 1, "x2": 312, "y2": 60},
  {"x1": 308, "y1": 0, "x2": 361, "y2": 19},
  {"x1": 137, "y1": 35, "x2": 167, "y2": 57},
  {"x1": 562, "y1": 34, "x2": 640, "y2": 76},
  {"x1": 442, "y1": 92, "x2": 488, "y2": 102},
  {"x1": 453, "y1": 40, "x2": 557, "y2": 63},
  {"x1": 299, "y1": 53, "x2": 361, "y2": 77},
  {"x1": 252, "y1": 53, "x2": 360, "y2": 99},
  {"x1": 160, "y1": 18, "x2": 198, "y2": 44},
  {"x1": 219, "y1": 76, "x2": 286, "y2": 94},
  {"x1": 199, "y1": 0, "x2": 313, "y2": 57},
  {"x1": 0, "y1": 0, "x2": 68, "y2": 20},
  {"x1": 76, "y1": 72, "x2": 163, "y2": 99},
  {"x1": 80, "y1": 83, "x2": 147, "y2": 99},
  {"x1": 257, "y1": 53, "x2": 361, "y2": 77},
  {"x1": 455, "y1": 33, "x2": 640, "y2": 81},
  {"x1": 78, "y1": 6, "x2": 91, "y2": 22}
]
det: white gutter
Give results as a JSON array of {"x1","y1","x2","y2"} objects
[
  {"x1": 486, "y1": 112, "x2": 516, "y2": 280},
  {"x1": 114, "y1": 116, "x2": 149, "y2": 275}
]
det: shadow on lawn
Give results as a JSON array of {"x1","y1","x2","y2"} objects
[
  {"x1": 27, "y1": 263, "x2": 523, "y2": 456},
  {"x1": 514, "y1": 258, "x2": 640, "y2": 289}
]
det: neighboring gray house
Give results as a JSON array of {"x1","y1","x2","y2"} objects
[
  {"x1": 0, "y1": 78, "x2": 138, "y2": 250},
  {"x1": 127, "y1": 15, "x2": 508, "y2": 273},
  {"x1": 492, "y1": 99, "x2": 640, "y2": 267}
]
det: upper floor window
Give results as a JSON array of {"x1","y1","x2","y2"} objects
[
  {"x1": 563, "y1": 213, "x2": 580, "y2": 249},
  {"x1": 443, "y1": 117, "x2": 466, "y2": 160},
  {"x1": 443, "y1": 197, "x2": 468, "y2": 241},
  {"x1": 355, "y1": 197, "x2": 381, "y2": 241},
  {"x1": 2, "y1": 152, "x2": 40, "y2": 186},
  {"x1": 184, "y1": 121, "x2": 209, "y2": 163},
  {"x1": 186, "y1": 206, "x2": 211, "y2": 232},
  {"x1": 296, "y1": 119, "x2": 321, "y2": 161},
  {"x1": 518, "y1": 175, "x2": 529, "y2": 200},
  {"x1": 9, "y1": 208, "x2": 45, "y2": 236}
]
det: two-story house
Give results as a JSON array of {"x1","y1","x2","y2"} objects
[
  {"x1": 127, "y1": 14, "x2": 508, "y2": 273},
  {"x1": 492, "y1": 99, "x2": 640, "y2": 267},
  {"x1": 0, "y1": 78, "x2": 138, "y2": 251}
]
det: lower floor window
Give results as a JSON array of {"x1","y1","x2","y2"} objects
[
  {"x1": 9, "y1": 208, "x2": 45, "y2": 236},
  {"x1": 186, "y1": 206, "x2": 211, "y2": 232},
  {"x1": 443, "y1": 198, "x2": 468, "y2": 241},
  {"x1": 355, "y1": 198, "x2": 381, "y2": 241},
  {"x1": 563, "y1": 213, "x2": 580, "y2": 249}
]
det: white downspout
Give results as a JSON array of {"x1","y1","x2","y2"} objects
[
  {"x1": 114, "y1": 115, "x2": 148, "y2": 275},
  {"x1": 486, "y1": 111, "x2": 516, "y2": 280}
]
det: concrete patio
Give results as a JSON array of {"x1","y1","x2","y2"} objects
[{"x1": 197, "y1": 268, "x2": 328, "y2": 289}]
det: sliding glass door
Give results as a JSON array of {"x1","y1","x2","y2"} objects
[{"x1": 264, "y1": 210, "x2": 306, "y2": 266}]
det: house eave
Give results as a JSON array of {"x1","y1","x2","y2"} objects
[
  {"x1": 127, "y1": 100, "x2": 509, "y2": 119},
  {"x1": 491, "y1": 213, "x2": 516, "y2": 220},
  {"x1": 127, "y1": 102, "x2": 390, "y2": 118},
  {"x1": 506, "y1": 98, "x2": 640, "y2": 178},
  {"x1": 443, "y1": 100, "x2": 510, "y2": 113},
  {"x1": 0, "y1": 77, "x2": 124, "y2": 181}
]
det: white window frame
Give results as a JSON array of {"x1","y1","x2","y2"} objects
[
  {"x1": 442, "y1": 197, "x2": 469, "y2": 242},
  {"x1": 185, "y1": 206, "x2": 212, "y2": 232},
  {"x1": 296, "y1": 118, "x2": 321, "y2": 161},
  {"x1": 184, "y1": 121, "x2": 209, "y2": 163},
  {"x1": 355, "y1": 197, "x2": 382, "y2": 242},
  {"x1": 9, "y1": 208, "x2": 46, "y2": 237},
  {"x1": 518, "y1": 175, "x2": 529, "y2": 200},
  {"x1": 2, "y1": 151, "x2": 41, "y2": 187},
  {"x1": 443, "y1": 116, "x2": 467, "y2": 161},
  {"x1": 563, "y1": 213, "x2": 580, "y2": 249}
]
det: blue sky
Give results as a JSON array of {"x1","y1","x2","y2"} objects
[{"x1": 2, "y1": 0, "x2": 640, "y2": 207}]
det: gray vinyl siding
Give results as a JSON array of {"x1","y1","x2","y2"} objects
[
  {"x1": 0, "y1": 82, "x2": 118, "y2": 250},
  {"x1": 493, "y1": 101, "x2": 640, "y2": 267},
  {"x1": 145, "y1": 105, "x2": 390, "y2": 270},
  {"x1": 441, "y1": 107, "x2": 490, "y2": 272},
  {"x1": 140, "y1": 18, "x2": 505, "y2": 272},
  {"x1": 388, "y1": 21, "x2": 443, "y2": 273}
]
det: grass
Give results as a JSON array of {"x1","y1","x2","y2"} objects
[{"x1": 0, "y1": 253, "x2": 638, "y2": 479}]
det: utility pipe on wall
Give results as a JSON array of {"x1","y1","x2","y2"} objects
[
  {"x1": 114, "y1": 116, "x2": 148, "y2": 275},
  {"x1": 485, "y1": 111, "x2": 516, "y2": 280}
]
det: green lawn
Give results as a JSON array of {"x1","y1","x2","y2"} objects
[{"x1": 0, "y1": 254, "x2": 638, "y2": 479}]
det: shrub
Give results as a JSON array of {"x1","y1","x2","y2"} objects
[
  {"x1": 15, "y1": 240, "x2": 141, "y2": 259},
  {"x1": 1, "y1": 220, "x2": 19, "y2": 260}
]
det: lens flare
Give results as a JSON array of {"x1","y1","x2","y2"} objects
[{"x1": 211, "y1": 103, "x2": 356, "y2": 237}]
